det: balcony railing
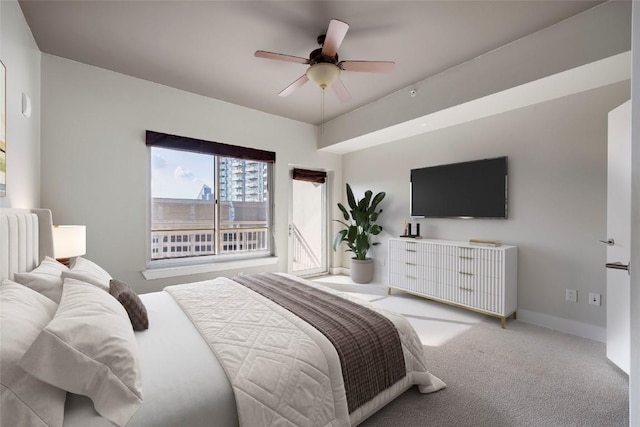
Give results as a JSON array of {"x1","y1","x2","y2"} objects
[
  {"x1": 219, "y1": 227, "x2": 268, "y2": 254},
  {"x1": 291, "y1": 224, "x2": 320, "y2": 270},
  {"x1": 151, "y1": 226, "x2": 268, "y2": 260}
]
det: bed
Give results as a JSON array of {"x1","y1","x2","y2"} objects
[{"x1": 0, "y1": 208, "x2": 445, "y2": 427}]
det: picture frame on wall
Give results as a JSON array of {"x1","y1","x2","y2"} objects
[{"x1": 0, "y1": 60, "x2": 5, "y2": 197}]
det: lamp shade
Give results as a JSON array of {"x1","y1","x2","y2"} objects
[
  {"x1": 53, "y1": 225, "x2": 86, "y2": 258},
  {"x1": 306, "y1": 63, "x2": 340, "y2": 89}
]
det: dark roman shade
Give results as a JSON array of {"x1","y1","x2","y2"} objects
[
  {"x1": 292, "y1": 168, "x2": 326, "y2": 184},
  {"x1": 146, "y1": 130, "x2": 276, "y2": 163}
]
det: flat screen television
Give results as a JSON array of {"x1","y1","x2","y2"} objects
[{"x1": 410, "y1": 156, "x2": 508, "y2": 219}]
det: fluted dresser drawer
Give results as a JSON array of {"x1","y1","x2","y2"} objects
[{"x1": 388, "y1": 238, "x2": 517, "y2": 328}]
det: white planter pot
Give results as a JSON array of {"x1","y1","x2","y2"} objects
[{"x1": 350, "y1": 258, "x2": 374, "y2": 284}]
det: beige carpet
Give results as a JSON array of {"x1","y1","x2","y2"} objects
[{"x1": 361, "y1": 316, "x2": 629, "y2": 426}]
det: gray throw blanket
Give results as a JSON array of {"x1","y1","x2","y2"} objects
[{"x1": 233, "y1": 273, "x2": 406, "y2": 412}]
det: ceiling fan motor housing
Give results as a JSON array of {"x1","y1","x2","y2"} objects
[{"x1": 310, "y1": 47, "x2": 339, "y2": 65}]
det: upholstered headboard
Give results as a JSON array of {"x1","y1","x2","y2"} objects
[{"x1": 0, "y1": 208, "x2": 55, "y2": 281}]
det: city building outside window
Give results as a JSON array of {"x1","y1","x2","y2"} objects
[{"x1": 150, "y1": 146, "x2": 271, "y2": 262}]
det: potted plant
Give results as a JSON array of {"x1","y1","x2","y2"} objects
[{"x1": 332, "y1": 183, "x2": 385, "y2": 284}]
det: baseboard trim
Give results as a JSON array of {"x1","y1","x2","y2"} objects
[
  {"x1": 517, "y1": 309, "x2": 606, "y2": 343},
  {"x1": 329, "y1": 266, "x2": 350, "y2": 276}
]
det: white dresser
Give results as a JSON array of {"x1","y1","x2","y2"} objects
[{"x1": 388, "y1": 238, "x2": 517, "y2": 327}]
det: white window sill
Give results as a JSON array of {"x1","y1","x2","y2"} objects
[{"x1": 142, "y1": 256, "x2": 279, "y2": 280}]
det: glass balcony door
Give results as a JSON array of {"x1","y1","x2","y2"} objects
[{"x1": 289, "y1": 170, "x2": 327, "y2": 277}]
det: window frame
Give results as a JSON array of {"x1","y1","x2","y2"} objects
[{"x1": 146, "y1": 131, "x2": 275, "y2": 269}]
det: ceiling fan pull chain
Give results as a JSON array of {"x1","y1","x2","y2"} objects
[{"x1": 320, "y1": 89, "x2": 325, "y2": 135}]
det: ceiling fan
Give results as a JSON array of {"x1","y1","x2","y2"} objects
[{"x1": 255, "y1": 19, "x2": 395, "y2": 103}]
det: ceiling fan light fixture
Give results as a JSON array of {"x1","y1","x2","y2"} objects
[{"x1": 306, "y1": 63, "x2": 340, "y2": 89}]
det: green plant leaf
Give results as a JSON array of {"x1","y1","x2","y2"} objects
[
  {"x1": 332, "y1": 229, "x2": 347, "y2": 251},
  {"x1": 351, "y1": 208, "x2": 363, "y2": 225},
  {"x1": 346, "y1": 184, "x2": 356, "y2": 210},
  {"x1": 354, "y1": 234, "x2": 369, "y2": 260},
  {"x1": 357, "y1": 197, "x2": 367, "y2": 213},
  {"x1": 347, "y1": 225, "x2": 358, "y2": 243},
  {"x1": 363, "y1": 190, "x2": 372, "y2": 210},
  {"x1": 370, "y1": 192, "x2": 386, "y2": 211},
  {"x1": 337, "y1": 203, "x2": 350, "y2": 221}
]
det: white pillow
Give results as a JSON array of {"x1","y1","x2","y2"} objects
[
  {"x1": 61, "y1": 257, "x2": 112, "y2": 291},
  {"x1": 13, "y1": 256, "x2": 69, "y2": 303},
  {"x1": 0, "y1": 280, "x2": 67, "y2": 427},
  {"x1": 19, "y1": 279, "x2": 143, "y2": 427}
]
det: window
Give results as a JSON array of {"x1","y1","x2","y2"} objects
[{"x1": 147, "y1": 131, "x2": 274, "y2": 262}]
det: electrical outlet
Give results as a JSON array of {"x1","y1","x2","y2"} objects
[
  {"x1": 589, "y1": 292, "x2": 601, "y2": 306},
  {"x1": 566, "y1": 288, "x2": 578, "y2": 303}
]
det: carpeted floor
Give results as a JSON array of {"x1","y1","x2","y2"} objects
[{"x1": 360, "y1": 301, "x2": 629, "y2": 427}]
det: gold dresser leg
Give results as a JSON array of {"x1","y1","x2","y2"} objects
[
  {"x1": 513, "y1": 311, "x2": 517, "y2": 320},
  {"x1": 387, "y1": 287, "x2": 392, "y2": 295},
  {"x1": 501, "y1": 317, "x2": 506, "y2": 329}
]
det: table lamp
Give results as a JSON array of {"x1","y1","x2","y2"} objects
[{"x1": 52, "y1": 225, "x2": 86, "y2": 266}]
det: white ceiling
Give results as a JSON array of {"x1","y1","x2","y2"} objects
[{"x1": 19, "y1": 0, "x2": 605, "y2": 125}]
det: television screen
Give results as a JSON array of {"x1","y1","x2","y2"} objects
[{"x1": 410, "y1": 156, "x2": 508, "y2": 218}]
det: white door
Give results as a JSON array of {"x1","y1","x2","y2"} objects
[
  {"x1": 606, "y1": 100, "x2": 631, "y2": 375},
  {"x1": 288, "y1": 169, "x2": 328, "y2": 277}
]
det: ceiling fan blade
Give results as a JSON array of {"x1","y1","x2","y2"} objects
[
  {"x1": 255, "y1": 50, "x2": 310, "y2": 65},
  {"x1": 278, "y1": 74, "x2": 309, "y2": 97},
  {"x1": 322, "y1": 19, "x2": 349, "y2": 58},
  {"x1": 339, "y1": 60, "x2": 395, "y2": 74},
  {"x1": 331, "y1": 78, "x2": 351, "y2": 103}
]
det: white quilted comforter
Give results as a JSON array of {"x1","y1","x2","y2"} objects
[{"x1": 165, "y1": 274, "x2": 445, "y2": 427}]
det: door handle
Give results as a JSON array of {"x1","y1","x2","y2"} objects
[
  {"x1": 606, "y1": 262, "x2": 630, "y2": 275},
  {"x1": 599, "y1": 238, "x2": 615, "y2": 246}
]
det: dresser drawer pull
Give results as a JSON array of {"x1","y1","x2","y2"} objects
[
  {"x1": 459, "y1": 256, "x2": 474, "y2": 260},
  {"x1": 458, "y1": 271, "x2": 474, "y2": 276},
  {"x1": 405, "y1": 262, "x2": 416, "y2": 266},
  {"x1": 406, "y1": 249, "x2": 416, "y2": 253},
  {"x1": 459, "y1": 287, "x2": 474, "y2": 292},
  {"x1": 406, "y1": 275, "x2": 416, "y2": 280}
]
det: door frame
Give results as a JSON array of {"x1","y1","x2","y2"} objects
[{"x1": 629, "y1": 1, "x2": 639, "y2": 422}]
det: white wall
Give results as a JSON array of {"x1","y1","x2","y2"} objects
[
  {"x1": 342, "y1": 81, "x2": 629, "y2": 332},
  {"x1": 0, "y1": 0, "x2": 41, "y2": 208},
  {"x1": 40, "y1": 54, "x2": 341, "y2": 293}
]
